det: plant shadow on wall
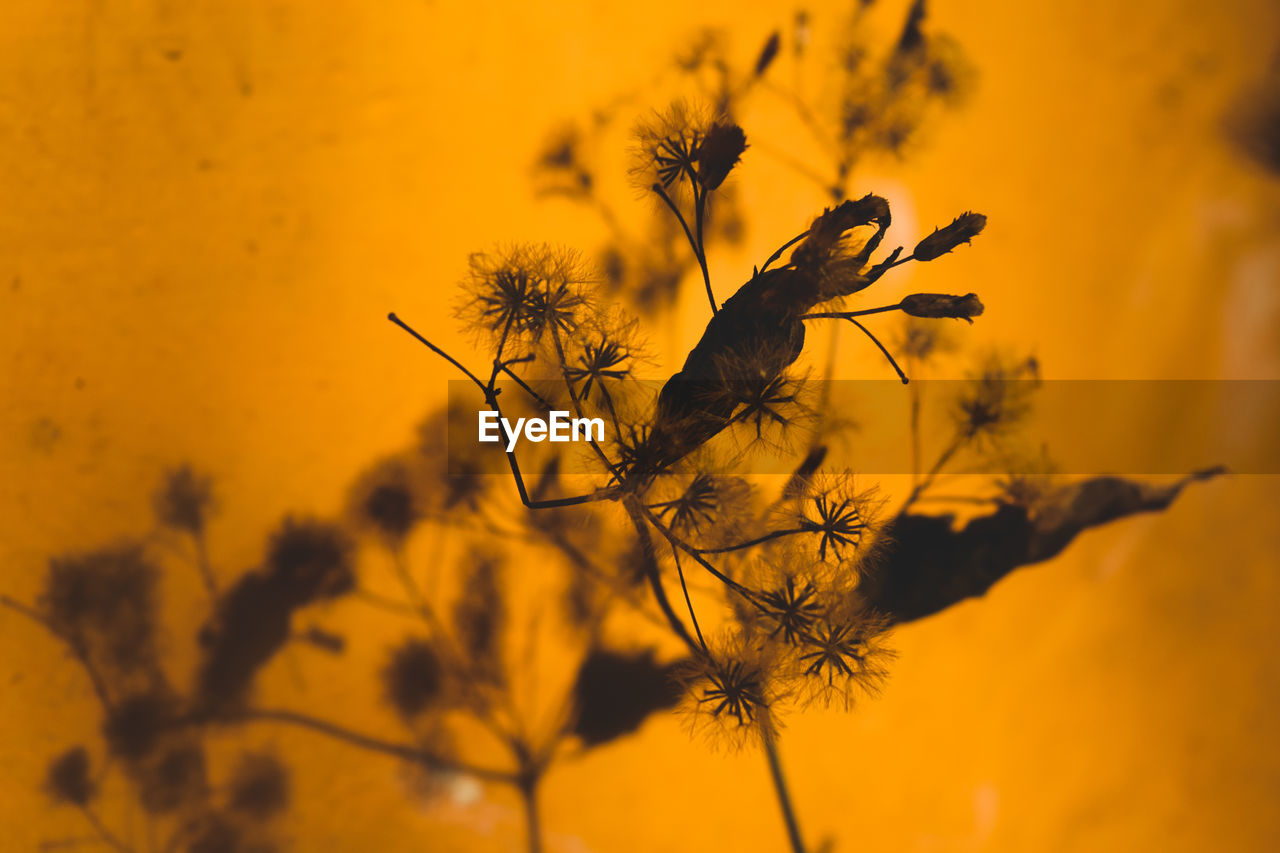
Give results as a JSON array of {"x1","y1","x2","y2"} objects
[{"x1": 5, "y1": 4, "x2": 1225, "y2": 852}]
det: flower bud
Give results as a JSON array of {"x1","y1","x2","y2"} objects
[
  {"x1": 695, "y1": 122, "x2": 747, "y2": 190},
  {"x1": 900, "y1": 292, "x2": 984, "y2": 323},
  {"x1": 45, "y1": 747, "x2": 95, "y2": 806},
  {"x1": 912, "y1": 212, "x2": 987, "y2": 261},
  {"x1": 754, "y1": 31, "x2": 781, "y2": 76}
]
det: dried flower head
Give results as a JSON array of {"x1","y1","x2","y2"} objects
[
  {"x1": 678, "y1": 639, "x2": 781, "y2": 748},
  {"x1": 991, "y1": 444, "x2": 1059, "y2": 509},
  {"x1": 382, "y1": 637, "x2": 445, "y2": 720},
  {"x1": 42, "y1": 545, "x2": 160, "y2": 673},
  {"x1": 795, "y1": 479, "x2": 879, "y2": 563},
  {"x1": 794, "y1": 608, "x2": 894, "y2": 710},
  {"x1": 564, "y1": 314, "x2": 642, "y2": 404},
  {"x1": 185, "y1": 813, "x2": 241, "y2": 853},
  {"x1": 138, "y1": 743, "x2": 209, "y2": 814},
  {"x1": 227, "y1": 752, "x2": 290, "y2": 821},
  {"x1": 789, "y1": 194, "x2": 893, "y2": 302},
  {"x1": 612, "y1": 422, "x2": 668, "y2": 483},
  {"x1": 264, "y1": 517, "x2": 355, "y2": 604},
  {"x1": 153, "y1": 464, "x2": 215, "y2": 535},
  {"x1": 899, "y1": 292, "x2": 984, "y2": 324},
  {"x1": 348, "y1": 456, "x2": 420, "y2": 547},
  {"x1": 632, "y1": 102, "x2": 746, "y2": 196},
  {"x1": 912, "y1": 212, "x2": 986, "y2": 261},
  {"x1": 953, "y1": 353, "x2": 1040, "y2": 447},
  {"x1": 45, "y1": 746, "x2": 95, "y2": 806},
  {"x1": 696, "y1": 121, "x2": 748, "y2": 190},
  {"x1": 896, "y1": 316, "x2": 959, "y2": 363},
  {"x1": 631, "y1": 101, "x2": 706, "y2": 190},
  {"x1": 459, "y1": 244, "x2": 593, "y2": 350},
  {"x1": 754, "y1": 30, "x2": 781, "y2": 77},
  {"x1": 103, "y1": 690, "x2": 178, "y2": 760},
  {"x1": 533, "y1": 122, "x2": 593, "y2": 198},
  {"x1": 758, "y1": 575, "x2": 824, "y2": 646}
]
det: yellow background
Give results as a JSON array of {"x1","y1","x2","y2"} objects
[{"x1": 3, "y1": 0, "x2": 1278, "y2": 850}]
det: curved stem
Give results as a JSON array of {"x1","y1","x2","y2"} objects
[
  {"x1": 622, "y1": 500, "x2": 697, "y2": 651},
  {"x1": 651, "y1": 183, "x2": 715, "y2": 315},
  {"x1": 671, "y1": 547, "x2": 707, "y2": 651},
  {"x1": 846, "y1": 318, "x2": 908, "y2": 384},
  {"x1": 695, "y1": 528, "x2": 805, "y2": 554}
]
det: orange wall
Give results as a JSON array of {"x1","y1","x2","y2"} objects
[{"x1": 3, "y1": 1, "x2": 1278, "y2": 851}]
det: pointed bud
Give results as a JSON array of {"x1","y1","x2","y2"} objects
[
  {"x1": 754, "y1": 31, "x2": 781, "y2": 76},
  {"x1": 695, "y1": 122, "x2": 747, "y2": 190},
  {"x1": 900, "y1": 292, "x2": 984, "y2": 323},
  {"x1": 912, "y1": 212, "x2": 986, "y2": 261}
]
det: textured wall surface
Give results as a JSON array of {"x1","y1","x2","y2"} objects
[{"x1": 3, "y1": 1, "x2": 1278, "y2": 850}]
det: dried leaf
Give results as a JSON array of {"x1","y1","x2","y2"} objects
[
  {"x1": 864, "y1": 469, "x2": 1225, "y2": 623},
  {"x1": 571, "y1": 649, "x2": 685, "y2": 746}
]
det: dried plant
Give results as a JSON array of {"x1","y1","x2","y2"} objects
[{"x1": 5, "y1": 5, "x2": 1224, "y2": 853}]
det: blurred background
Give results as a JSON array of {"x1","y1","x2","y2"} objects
[{"x1": 2, "y1": 0, "x2": 1278, "y2": 850}]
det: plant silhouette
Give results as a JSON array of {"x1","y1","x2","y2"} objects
[{"x1": 4, "y1": 5, "x2": 1223, "y2": 853}]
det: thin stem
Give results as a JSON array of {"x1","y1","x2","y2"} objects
[
  {"x1": 548, "y1": 327, "x2": 624, "y2": 480},
  {"x1": 651, "y1": 183, "x2": 716, "y2": 314},
  {"x1": 671, "y1": 547, "x2": 707, "y2": 651},
  {"x1": 695, "y1": 528, "x2": 805, "y2": 554},
  {"x1": 2, "y1": 595, "x2": 113, "y2": 710},
  {"x1": 622, "y1": 500, "x2": 697, "y2": 651},
  {"x1": 595, "y1": 382, "x2": 625, "y2": 443},
  {"x1": 759, "y1": 228, "x2": 809, "y2": 274},
  {"x1": 537, "y1": 525, "x2": 674, "y2": 635},
  {"x1": 909, "y1": 356, "x2": 922, "y2": 486},
  {"x1": 798, "y1": 304, "x2": 903, "y2": 321},
  {"x1": 753, "y1": 141, "x2": 835, "y2": 198},
  {"x1": 763, "y1": 736, "x2": 807, "y2": 853},
  {"x1": 191, "y1": 531, "x2": 217, "y2": 599},
  {"x1": 77, "y1": 806, "x2": 132, "y2": 853},
  {"x1": 762, "y1": 79, "x2": 841, "y2": 164},
  {"x1": 234, "y1": 707, "x2": 518, "y2": 785},
  {"x1": 38, "y1": 836, "x2": 108, "y2": 851},
  {"x1": 388, "y1": 312, "x2": 486, "y2": 392},
  {"x1": 389, "y1": 547, "x2": 448, "y2": 638},
  {"x1": 692, "y1": 181, "x2": 717, "y2": 313},
  {"x1": 633, "y1": 502, "x2": 760, "y2": 603},
  {"x1": 847, "y1": 318, "x2": 908, "y2": 384},
  {"x1": 901, "y1": 434, "x2": 965, "y2": 512},
  {"x1": 815, "y1": 312, "x2": 841, "y2": 431},
  {"x1": 520, "y1": 775, "x2": 544, "y2": 853},
  {"x1": 388, "y1": 312, "x2": 616, "y2": 510},
  {"x1": 352, "y1": 586, "x2": 418, "y2": 618},
  {"x1": 499, "y1": 365, "x2": 558, "y2": 412}
]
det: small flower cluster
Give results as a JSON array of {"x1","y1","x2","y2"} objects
[
  {"x1": 458, "y1": 244, "x2": 595, "y2": 352},
  {"x1": 631, "y1": 101, "x2": 748, "y2": 194},
  {"x1": 672, "y1": 476, "x2": 893, "y2": 748}
]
